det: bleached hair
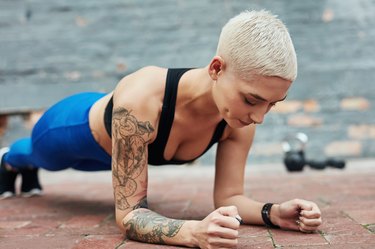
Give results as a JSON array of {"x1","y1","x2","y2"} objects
[{"x1": 216, "y1": 10, "x2": 297, "y2": 81}]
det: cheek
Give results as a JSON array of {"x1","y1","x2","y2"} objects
[
  {"x1": 227, "y1": 99, "x2": 248, "y2": 117},
  {"x1": 216, "y1": 85, "x2": 245, "y2": 116}
]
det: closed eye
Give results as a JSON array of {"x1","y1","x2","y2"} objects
[{"x1": 244, "y1": 98, "x2": 256, "y2": 106}]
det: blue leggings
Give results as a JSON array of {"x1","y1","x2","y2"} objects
[{"x1": 4, "y1": 92, "x2": 112, "y2": 171}]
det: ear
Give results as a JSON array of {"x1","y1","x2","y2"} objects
[{"x1": 208, "y1": 56, "x2": 226, "y2": 81}]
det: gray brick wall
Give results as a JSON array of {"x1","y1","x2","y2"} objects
[{"x1": 1, "y1": 0, "x2": 374, "y2": 165}]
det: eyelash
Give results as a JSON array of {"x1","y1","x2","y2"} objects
[
  {"x1": 245, "y1": 98, "x2": 277, "y2": 107},
  {"x1": 245, "y1": 98, "x2": 256, "y2": 106}
]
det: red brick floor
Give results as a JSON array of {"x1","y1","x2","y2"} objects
[{"x1": 1, "y1": 159, "x2": 374, "y2": 248}]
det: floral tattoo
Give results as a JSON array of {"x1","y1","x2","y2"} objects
[
  {"x1": 124, "y1": 209, "x2": 185, "y2": 244},
  {"x1": 112, "y1": 108, "x2": 153, "y2": 210},
  {"x1": 112, "y1": 108, "x2": 184, "y2": 243}
]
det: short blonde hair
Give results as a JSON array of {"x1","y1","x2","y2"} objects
[{"x1": 216, "y1": 10, "x2": 297, "y2": 81}]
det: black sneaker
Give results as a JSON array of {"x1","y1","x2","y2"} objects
[
  {"x1": 20, "y1": 167, "x2": 43, "y2": 197},
  {"x1": 0, "y1": 147, "x2": 18, "y2": 199}
]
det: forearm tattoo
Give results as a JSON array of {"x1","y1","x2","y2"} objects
[
  {"x1": 112, "y1": 108, "x2": 154, "y2": 210},
  {"x1": 124, "y1": 209, "x2": 185, "y2": 244}
]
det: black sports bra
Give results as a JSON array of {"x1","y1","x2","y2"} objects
[{"x1": 104, "y1": 68, "x2": 227, "y2": 165}]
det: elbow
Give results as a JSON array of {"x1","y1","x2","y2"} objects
[
  {"x1": 214, "y1": 190, "x2": 231, "y2": 208},
  {"x1": 214, "y1": 201, "x2": 228, "y2": 209},
  {"x1": 115, "y1": 215, "x2": 126, "y2": 233},
  {"x1": 116, "y1": 220, "x2": 125, "y2": 233},
  {"x1": 115, "y1": 206, "x2": 149, "y2": 233},
  {"x1": 214, "y1": 195, "x2": 228, "y2": 209},
  {"x1": 115, "y1": 209, "x2": 133, "y2": 233},
  {"x1": 214, "y1": 192, "x2": 243, "y2": 209}
]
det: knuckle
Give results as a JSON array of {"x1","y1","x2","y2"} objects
[
  {"x1": 226, "y1": 230, "x2": 238, "y2": 239},
  {"x1": 299, "y1": 227, "x2": 309, "y2": 233},
  {"x1": 207, "y1": 225, "x2": 217, "y2": 236},
  {"x1": 210, "y1": 216, "x2": 221, "y2": 225},
  {"x1": 293, "y1": 198, "x2": 302, "y2": 205},
  {"x1": 229, "y1": 205, "x2": 238, "y2": 212},
  {"x1": 217, "y1": 206, "x2": 226, "y2": 212}
]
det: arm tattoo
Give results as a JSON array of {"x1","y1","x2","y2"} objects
[
  {"x1": 113, "y1": 109, "x2": 184, "y2": 244},
  {"x1": 133, "y1": 196, "x2": 148, "y2": 210},
  {"x1": 124, "y1": 209, "x2": 185, "y2": 244},
  {"x1": 112, "y1": 108, "x2": 154, "y2": 210}
]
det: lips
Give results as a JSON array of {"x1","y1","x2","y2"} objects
[{"x1": 239, "y1": 120, "x2": 252, "y2": 126}]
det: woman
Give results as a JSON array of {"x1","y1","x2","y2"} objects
[{"x1": 0, "y1": 10, "x2": 322, "y2": 248}]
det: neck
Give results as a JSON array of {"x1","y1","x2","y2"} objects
[{"x1": 180, "y1": 67, "x2": 221, "y2": 119}]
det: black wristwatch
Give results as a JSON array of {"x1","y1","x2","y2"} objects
[{"x1": 261, "y1": 203, "x2": 279, "y2": 228}]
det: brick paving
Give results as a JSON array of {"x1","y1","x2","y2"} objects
[{"x1": 0, "y1": 160, "x2": 374, "y2": 248}]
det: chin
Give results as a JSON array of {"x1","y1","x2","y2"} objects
[{"x1": 224, "y1": 119, "x2": 245, "y2": 129}]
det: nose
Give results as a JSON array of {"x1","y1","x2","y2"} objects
[{"x1": 249, "y1": 108, "x2": 266, "y2": 124}]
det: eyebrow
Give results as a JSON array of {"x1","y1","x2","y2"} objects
[{"x1": 247, "y1": 93, "x2": 287, "y2": 103}]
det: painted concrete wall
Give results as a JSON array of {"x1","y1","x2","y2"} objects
[{"x1": 1, "y1": 0, "x2": 374, "y2": 164}]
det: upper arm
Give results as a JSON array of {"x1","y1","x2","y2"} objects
[
  {"x1": 111, "y1": 69, "x2": 160, "y2": 229},
  {"x1": 214, "y1": 125, "x2": 256, "y2": 206}
]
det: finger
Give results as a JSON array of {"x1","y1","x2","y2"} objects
[
  {"x1": 235, "y1": 215, "x2": 244, "y2": 225},
  {"x1": 217, "y1": 206, "x2": 239, "y2": 217},
  {"x1": 299, "y1": 216, "x2": 322, "y2": 227},
  {"x1": 212, "y1": 215, "x2": 240, "y2": 229},
  {"x1": 298, "y1": 222, "x2": 320, "y2": 233},
  {"x1": 295, "y1": 199, "x2": 313, "y2": 212},
  {"x1": 210, "y1": 226, "x2": 239, "y2": 239},
  {"x1": 296, "y1": 218, "x2": 320, "y2": 233},
  {"x1": 216, "y1": 206, "x2": 242, "y2": 227},
  {"x1": 299, "y1": 227, "x2": 316, "y2": 233},
  {"x1": 300, "y1": 209, "x2": 321, "y2": 219},
  {"x1": 208, "y1": 237, "x2": 238, "y2": 248}
]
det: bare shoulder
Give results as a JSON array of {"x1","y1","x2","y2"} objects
[
  {"x1": 112, "y1": 66, "x2": 168, "y2": 139},
  {"x1": 220, "y1": 124, "x2": 256, "y2": 141},
  {"x1": 220, "y1": 125, "x2": 256, "y2": 146},
  {"x1": 114, "y1": 66, "x2": 167, "y2": 102}
]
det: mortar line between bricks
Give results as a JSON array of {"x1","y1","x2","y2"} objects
[
  {"x1": 340, "y1": 209, "x2": 370, "y2": 230},
  {"x1": 318, "y1": 229, "x2": 331, "y2": 245},
  {"x1": 316, "y1": 197, "x2": 331, "y2": 206},
  {"x1": 185, "y1": 200, "x2": 193, "y2": 213},
  {"x1": 183, "y1": 200, "x2": 193, "y2": 215},
  {"x1": 98, "y1": 213, "x2": 115, "y2": 226},
  {"x1": 115, "y1": 239, "x2": 128, "y2": 249},
  {"x1": 361, "y1": 224, "x2": 375, "y2": 234},
  {"x1": 267, "y1": 229, "x2": 278, "y2": 248},
  {"x1": 41, "y1": 221, "x2": 65, "y2": 237}
]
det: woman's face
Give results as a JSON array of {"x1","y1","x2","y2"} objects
[{"x1": 212, "y1": 68, "x2": 291, "y2": 128}]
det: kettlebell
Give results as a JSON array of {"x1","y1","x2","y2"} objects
[
  {"x1": 282, "y1": 133, "x2": 345, "y2": 172},
  {"x1": 283, "y1": 150, "x2": 305, "y2": 172},
  {"x1": 282, "y1": 133, "x2": 308, "y2": 172}
]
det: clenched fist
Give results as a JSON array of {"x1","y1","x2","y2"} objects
[
  {"x1": 271, "y1": 199, "x2": 322, "y2": 233},
  {"x1": 192, "y1": 206, "x2": 241, "y2": 249}
]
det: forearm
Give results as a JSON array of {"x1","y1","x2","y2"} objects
[
  {"x1": 215, "y1": 195, "x2": 280, "y2": 226},
  {"x1": 120, "y1": 208, "x2": 198, "y2": 247}
]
